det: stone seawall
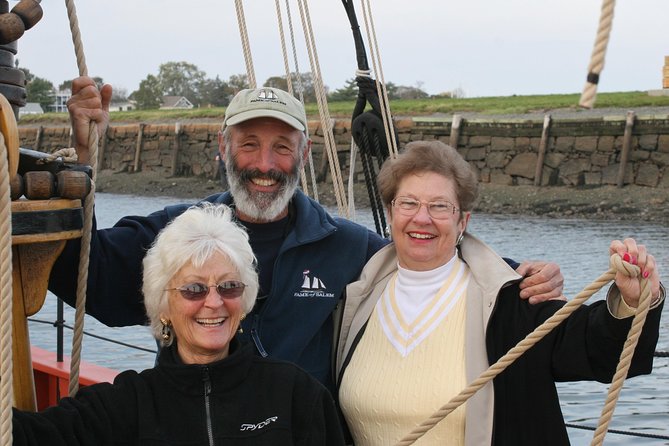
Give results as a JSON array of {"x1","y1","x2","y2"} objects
[{"x1": 18, "y1": 113, "x2": 669, "y2": 189}]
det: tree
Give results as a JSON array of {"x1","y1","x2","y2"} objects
[
  {"x1": 26, "y1": 77, "x2": 55, "y2": 111},
  {"x1": 198, "y1": 76, "x2": 230, "y2": 107},
  {"x1": 130, "y1": 74, "x2": 162, "y2": 109},
  {"x1": 17, "y1": 64, "x2": 34, "y2": 82},
  {"x1": 261, "y1": 72, "x2": 324, "y2": 103},
  {"x1": 111, "y1": 87, "x2": 129, "y2": 103},
  {"x1": 156, "y1": 61, "x2": 206, "y2": 105},
  {"x1": 227, "y1": 74, "x2": 250, "y2": 95},
  {"x1": 329, "y1": 78, "x2": 358, "y2": 101},
  {"x1": 264, "y1": 76, "x2": 288, "y2": 91}
]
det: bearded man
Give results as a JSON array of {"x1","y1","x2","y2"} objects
[{"x1": 50, "y1": 78, "x2": 565, "y2": 392}]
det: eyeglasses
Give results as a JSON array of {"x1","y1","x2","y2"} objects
[
  {"x1": 165, "y1": 281, "x2": 246, "y2": 301},
  {"x1": 391, "y1": 196, "x2": 460, "y2": 219}
]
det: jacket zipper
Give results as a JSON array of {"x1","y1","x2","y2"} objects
[
  {"x1": 251, "y1": 314, "x2": 269, "y2": 357},
  {"x1": 202, "y1": 367, "x2": 214, "y2": 446}
]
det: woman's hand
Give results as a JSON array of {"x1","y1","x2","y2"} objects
[{"x1": 610, "y1": 238, "x2": 661, "y2": 308}]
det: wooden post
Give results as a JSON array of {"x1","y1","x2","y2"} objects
[
  {"x1": 449, "y1": 114, "x2": 462, "y2": 149},
  {"x1": 68, "y1": 127, "x2": 74, "y2": 149},
  {"x1": 133, "y1": 123, "x2": 145, "y2": 173},
  {"x1": 534, "y1": 114, "x2": 552, "y2": 186},
  {"x1": 34, "y1": 125, "x2": 43, "y2": 150},
  {"x1": 617, "y1": 111, "x2": 636, "y2": 188},
  {"x1": 170, "y1": 122, "x2": 182, "y2": 177}
]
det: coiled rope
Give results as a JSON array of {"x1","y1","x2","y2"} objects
[
  {"x1": 0, "y1": 130, "x2": 13, "y2": 446},
  {"x1": 579, "y1": 0, "x2": 616, "y2": 108},
  {"x1": 396, "y1": 254, "x2": 652, "y2": 446},
  {"x1": 64, "y1": 0, "x2": 99, "y2": 397},
  {"x1": 39, "y1": 147, "x2": 78, "y2": 164}
]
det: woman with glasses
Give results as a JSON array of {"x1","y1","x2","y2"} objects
[
  {"x1": 13, "y1": 203, "x2": 345, "y2": 445},
  {"x1": 335, "y1": 141, "x2": 664, "y2": 446}
]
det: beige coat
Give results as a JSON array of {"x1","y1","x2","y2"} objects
[{"x1": 335, "y1": 233, "x2": 520, "y2": 446}]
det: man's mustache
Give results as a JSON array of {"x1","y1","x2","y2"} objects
[{"x1": 237, "y1": 168, "x2": 289, "y2": 185}]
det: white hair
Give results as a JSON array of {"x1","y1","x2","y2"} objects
[{"x1": 142, "y1": 203, "x2": 258, "y2": 345}]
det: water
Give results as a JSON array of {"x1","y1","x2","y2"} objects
[{"x1": 29, "y1": 193, "x2": 669, "y2": 445}]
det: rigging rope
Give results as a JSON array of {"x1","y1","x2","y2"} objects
[
  {"x1": 295, "y1": 0, "x2": 348, "y2": 216},
  {"x1": 273, "y1": 0, "x2": 319, "y2": 201},
  {"x1": 234, "y1": 0, "x2": 256, "y2": 89},
  {"x1": 274, "y1": 0, "x2": 309, "y2": 196},
  {"x1": 579, "y1": 0, "x2": 616, "y2": 108},
  {"x1": 283, "y1": 0, "x2": 320, "y2": 202},
  {"x1": 396, "y1": 254, "x2": 652, "y2": 446},
  {"x1": 359, "y1": 0, "x2": 398, "y2": 158},
  {"x1": 0, "y1": 131, "x2": 13, "y2": 446},
  {"x1": 64, "y1": 0, "x2": 99, "y2": 397}
]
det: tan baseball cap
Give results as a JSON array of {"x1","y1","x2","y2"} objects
[{"x1": 224, "y1": 87, "x2": 307, "y2": 131}]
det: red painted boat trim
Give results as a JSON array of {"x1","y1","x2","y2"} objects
[{"x1": 31, "y1": 346, "x2": 119, "y2": 411}]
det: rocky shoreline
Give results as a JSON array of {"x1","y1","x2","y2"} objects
[{"x1": 94, "y1": 170, "x2": 669, "y2": 225}]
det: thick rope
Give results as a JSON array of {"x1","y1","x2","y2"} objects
[
  {"x1": 39, "y1": 147, "x2": 78, "y2": 164},
  {"x1": 0, "y1": 132, "x2": 13, "y2": 446},
  {"x1": 234, "y1": 0, "x2": 257, "y2": 89},
  {"x1": 359, "y1": 0, "x2": 398, "y2": 158},
  {"x1": 579, "y1": 0, "x2": 616, "y2": 108},
  {"x1": 590, "y1": 260, "x2": 651, "y2": 446},
  {"x1": 64, "y1": 0, "x2": 99, "y2": 397},
  {"x1": 296, "y1": 0, "x2": 348, "y2": 216},
  {"x1": 396, "y1": 254, "x2": 652, "y2": 445}
]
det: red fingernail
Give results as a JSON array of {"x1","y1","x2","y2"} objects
[
  {"x1": 643, "y1": 271, "x2": 649, "y2": 278},
  {"x1": 631, "y1": 256, "x2": 637, "y2": 265},
  {"x1": 622, "y1": 253, "x2": 631, "y2": 262}
]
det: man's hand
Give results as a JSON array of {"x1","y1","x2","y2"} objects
[
  {"x1": 516, "y1": 261, "x2": 565, "y2": 304},
  {"x1": 67, "y1": 76, "x2": 112, "y2": 165}
]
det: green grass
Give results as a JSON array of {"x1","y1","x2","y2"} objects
[{"x1": 18, "y1": 91, "x2": 669, "y2": 125}]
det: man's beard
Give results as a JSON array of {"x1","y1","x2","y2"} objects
[{"x1": 225, "y1": 155, "x2": 301, "y2": 222}]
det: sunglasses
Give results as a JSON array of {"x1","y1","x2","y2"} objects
[{"x1": 166, "y1": 281, "x2": 246, "y2": 301}]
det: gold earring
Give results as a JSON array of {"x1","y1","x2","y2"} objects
[
  {"x1": 160, "y1": 317, "x2": 172, "y2": 341},
  {"x1": 238, "y1": 313, "x2": 246, "y2": 334}
]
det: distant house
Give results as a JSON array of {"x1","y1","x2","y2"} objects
[
  {"x1": 109, "y1": 101, "x2": 135, "y2": 112},
  {"x1": 49, "y1": 89, "x2": 71, "y2": 113},
  {"x1": 19, "y1": 102, "x2": 44, "y2": 117},
  {"x1": 160, "y1": 96, "x2": 194, "y2": 110}
]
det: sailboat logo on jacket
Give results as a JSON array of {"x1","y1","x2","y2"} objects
[{"x1": 294, "y1": 269, "x2": 334, "y2": 298}]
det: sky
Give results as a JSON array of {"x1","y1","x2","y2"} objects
[{"x1": 14, "y1": 0, "x2": 669, "y2": 99}]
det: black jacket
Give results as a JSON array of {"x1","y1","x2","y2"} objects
[{"x1": 13, "y1": 340, "x2": 345, "y2": 445}]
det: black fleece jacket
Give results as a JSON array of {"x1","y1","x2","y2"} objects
[{"x1": 13, "y1": 339, "x2": 345, "y2": 445}]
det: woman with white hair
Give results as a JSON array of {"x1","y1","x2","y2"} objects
[{"x1": 13, "y1": 203, "x2": 345, "y2": 445}]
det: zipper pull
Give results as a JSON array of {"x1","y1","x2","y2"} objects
[{"x1": 250, "y1": 315, "x2": 269, "y2": 357}]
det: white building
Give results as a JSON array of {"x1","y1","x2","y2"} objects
[
  {"x1": 49, "y1": 89, "x2": 71, "y2": 113},
  {"x1": 160, "y1": 96, "x2": 194, "y2": 110},
  {"x1": 19, "y1": 102, "x2": 44, "y2": 117}
]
